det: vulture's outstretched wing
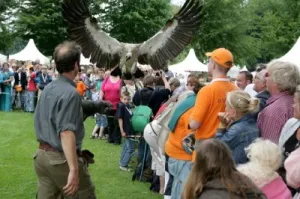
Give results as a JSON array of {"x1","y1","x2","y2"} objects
[
  {"x1": 62, "y1": 0, "x2": 123, "y2": 68},
  {"x1": 138, "y1": 0, "x2": 203, "y2": 70}
]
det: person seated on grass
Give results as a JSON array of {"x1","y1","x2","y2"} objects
[{"x1": 118, "y1": 91, "x2": 134, "y2": 172}]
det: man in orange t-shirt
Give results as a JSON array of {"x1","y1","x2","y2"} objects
[{"x1": 189, "y1": 48, "x2": 237, "y2": 144}]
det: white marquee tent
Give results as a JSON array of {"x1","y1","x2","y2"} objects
[
  {"x1": 0, "y1": 53, "x2": 7, "y2": 62},
  {"x1": 169, "y1": 49, "x2": 208, "y2": 73},
  {"x1": 279, "y1": 37, "x2": 300, "y2": 67},
  {"x1": 227, "y1": 65, "x2": 240, "y2": 78},
  {"x1": 80, "y1": 54, "x2": 92, "y2": 65},
  {"x1": 240, "y1": 66, "x2": 249, "y2": 71},
  {"x1": 9, "y1": 39, "x2": 50, "y2": 64}
]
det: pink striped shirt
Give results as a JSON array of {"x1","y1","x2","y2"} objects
[{"x1": 257, "y1": 91, "x2": 294, "y2": 144}]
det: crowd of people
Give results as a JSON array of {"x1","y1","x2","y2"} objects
[
  {"x1": 4, "y1": 42, "x2": 300, "y2": 199},
  {"x1": 125, "y1": 48, "x2": 300, "y2": 199},
  {"x1": 79, "y1": 47, "x2": 300, "y2": 198},
  {"x1": 0, "y1": 60, "x2": 53, "y2": 112}
]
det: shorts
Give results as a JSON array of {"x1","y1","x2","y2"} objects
[{"x1": 96, "y1": 114, "x2": 108, "y2": 128}]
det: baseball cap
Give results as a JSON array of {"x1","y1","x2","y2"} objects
[{"x1": 206, "y1": 48, "x2": 234, "y2": 69}]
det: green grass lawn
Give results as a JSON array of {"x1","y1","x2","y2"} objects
[{"x1": 0, "y1": 112, "x2": 162, "y2": 199}]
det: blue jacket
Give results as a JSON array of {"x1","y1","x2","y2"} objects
[
  {"x1": 36, "y1": 73, "x2": 52, "y2": 90},
  {"x1": 215, "y1": 114, "x2": 259, "y2": 164}
]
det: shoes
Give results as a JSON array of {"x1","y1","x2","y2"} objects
[
  {"x1": 119, "y1": 166, "x2": 132, "y2": 172},
  {"x1": 90, "y1": 135, "x2": 95, "y2": 139}
]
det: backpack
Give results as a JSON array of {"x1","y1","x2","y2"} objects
[
  {"x1": 131, "y1": 105, "x2": 153, "y2": 133},
  {"x1": 131, "y1": 89, "x2": 154, "y2": 134}
]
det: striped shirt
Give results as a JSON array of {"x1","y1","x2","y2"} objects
[{"x1": 257, "y1": 91, "x2": 294, "y2": 144}]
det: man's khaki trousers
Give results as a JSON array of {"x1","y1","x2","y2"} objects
[{"x1": 34, "y1": 149, "x2": 96, "y2": 199}]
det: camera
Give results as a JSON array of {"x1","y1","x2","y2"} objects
[{"x1": 181, "y1": 132, "x2": 195, "y2": 155}]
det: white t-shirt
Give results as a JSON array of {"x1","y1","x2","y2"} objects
[
  {"x1": 92, "y1": 91, "x2": 99, "y2": 102},
  {"x1": 244, "y1": 84, "x2": 257, "y2": 97}
]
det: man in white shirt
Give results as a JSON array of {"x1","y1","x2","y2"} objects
[{"x1": 237, "y1": 71, "x2": 257, "y2": 96}]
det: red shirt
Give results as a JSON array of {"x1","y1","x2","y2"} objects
[
  {"x1": 258, "y1": 92, "x2": 294, "y2": 143},
  {"x1": 28, "y1": 72, "x2": 37, "y2": 91}
]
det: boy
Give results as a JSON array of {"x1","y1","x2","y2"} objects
[{"x1": 118, "y1": 91, "x2": 134, "y2": 171}]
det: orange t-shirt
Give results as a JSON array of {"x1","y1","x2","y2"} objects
[
  {"x1": 165, "y1": 107, "x2": 194, "y2": 161},
  {"x1": 190, "y1": 80, "x2": 237, "y2": 140},
  {"x1": 76, "y1": 81, "x2": 86, "y2": 96}
]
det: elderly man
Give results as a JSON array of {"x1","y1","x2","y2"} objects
[
  {"x1": 258, "y1": 60, "x2": 300, "y2": 144},
  {"x1": 253, "y1": 65, "x2": 270, "y2": 112}
]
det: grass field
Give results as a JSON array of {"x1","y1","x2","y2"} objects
[{"x1": 0, "y1": 112, "x2": 162, "y2": 199}]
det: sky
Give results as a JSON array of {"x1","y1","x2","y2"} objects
[{"x1": 171, "y1": 0, "x2": 185, "y2": 6}]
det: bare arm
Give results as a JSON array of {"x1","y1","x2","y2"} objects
[
  {"x1": 4, "y1": 76, "x2": 14, "y2": 83},
  {"x1": 99, "y1": 90, "x2": 104, "y2": 100},
  {"x1": 61, "y1": 130, "x2": 78, "y2": 171},
  {"x1": 161, "y1": 71, "x2": 170, "y2": 91},
  {"x1": 189, "y1": 120, "x2": 201, "y2": 130},
  {"x1": 61, "y1": 130, "x2": 79, "y2": 196},
  {"x1": 118, "y1": 118, "x2": 126, "y2": 137}
]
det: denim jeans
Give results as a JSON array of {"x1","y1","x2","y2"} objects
[
  {"x1": 25, "y1": 91, "x2": 35, "y2": 112},
  {"x1": 168, "y1": 157, "x2": 193, "y2": 199},
  {"x1": 120, "y1": 138, "x2": 135, "y2": 167}
]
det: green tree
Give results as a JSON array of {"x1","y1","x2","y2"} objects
[
  {"x1": 0, "y1": 0, "x2": 18, "y2": 55},
  {"x1": 189, "y1": 0, "x2": 258, "y2": 69},
  {"x1": 246, "y1": 0, "x2": 300, "y2": 65},
  {"x1": 15, "y1": 0, "x2": 68, "y2": 56},
  {"x1": 99, "y1": 0, "x2": 173, "y2": 43}
]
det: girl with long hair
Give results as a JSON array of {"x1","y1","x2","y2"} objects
[{"x1": 182, "y1": 139, "x2": 266, "y2": 199}]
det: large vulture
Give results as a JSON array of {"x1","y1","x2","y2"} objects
[{"x1": 62, "y1": 0, "x2": 203, "y2": 72}]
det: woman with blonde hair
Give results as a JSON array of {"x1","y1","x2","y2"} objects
[
  {"x1": 216, "y1": 90, "x2": 260, "y2": 164},
  {"x1": 183, "y1": 139, "x2": 266, "y2": 199},
  {"x1": 238, "y1": 139, "x2": 291, "y2": 199}
]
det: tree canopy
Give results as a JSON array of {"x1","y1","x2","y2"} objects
[{"x1": 0, "y1": 0, "x2": 299, "y2": 70}]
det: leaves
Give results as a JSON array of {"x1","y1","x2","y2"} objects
[
  {"x1": 98, "y1": 0, "x2": 172, "y2": 43},
  {"x1": 0, "y1": 0, "x2": 299, "y2": 68}
]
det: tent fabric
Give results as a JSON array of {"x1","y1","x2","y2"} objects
[
  {"x1": 80, "y1": 54, "x2": 92, "y2": 65},
  {"x1": 227, "y1": 65, "x2": 240, "y2": 78},
  {"x1": 169, "y1": 49, "x2": 208, "y2": 73},
  {"x1": 279, "y1": 37, "x2": 300, "y2": 67},
  {"x1": 9, "y1": 39, "x2": 50, "y2": 64},
  {"x1": 0, "y1": 53, "x2": 7, "y2": 62},
  {"x1": 240, "y1": 66, "x2": 248, "y2": 71}
]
